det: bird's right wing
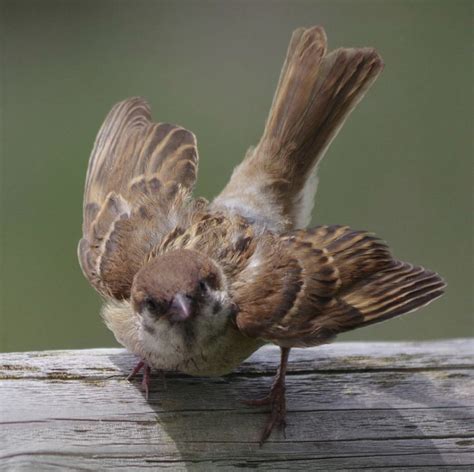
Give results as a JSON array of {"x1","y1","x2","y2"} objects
[
  {"x1": 78, "y1": 98, "x2": 203, "y2": 300},
  {"x1": 233, "y1": 226, "x2": 445, "y2": 347}
]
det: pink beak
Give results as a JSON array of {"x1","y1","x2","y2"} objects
[{"x1": 169, "y1": 293, "x2": 192, "y2": 322}]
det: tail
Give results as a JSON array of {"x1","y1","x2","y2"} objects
[{"x1": 214, "y1": 26, "x2": 384, "y2": 230}]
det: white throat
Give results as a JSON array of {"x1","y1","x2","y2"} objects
[{"x1": 102, "y1": 292, "x2": 263, "y2": 377}]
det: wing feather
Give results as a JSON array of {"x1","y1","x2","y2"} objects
[
  {"x1": 235, "y1": 226, "x2": 445, "y2": 346},
  {"x1": 78, "y1": 97, "x2": 201, "y2": 298}
]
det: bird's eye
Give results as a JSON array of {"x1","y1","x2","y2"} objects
[
  {"x1": 144, "y1": 297, "x2": 163, "y2": 316},
  {"x1": 207, "y1": 273, "x2": 218, "y2": 289},
  {"x1": 199, "y1": 280, "x2": 208, "y2": 293}
]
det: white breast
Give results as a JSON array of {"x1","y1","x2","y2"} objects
[{"x1": 102, "y1": 300, "x2": 263, "y2": 376}]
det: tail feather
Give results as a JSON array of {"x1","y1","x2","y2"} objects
[
  {"x1": 261, "y1": 33, "x2": 383, "y2": 175},
  {"x1": 262, "y1": 26, "x2": 327, "y2": 150},
  {"x1": 214, "y1": 26, "x2": 384, "y2": 230}
]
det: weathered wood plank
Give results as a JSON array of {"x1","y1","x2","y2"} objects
[
  {"x1": 0, "y1": 340, "x2": 473, "y2": 471},
  {"x1": 1, "y1": 339, "x2": 472, "y2": 380}
]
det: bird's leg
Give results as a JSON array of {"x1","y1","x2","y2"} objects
[
  {"x1": 141, "y1": 363, "x2": 151, "y2": 400},
  {"x1": 127, "y1": 359, "x2": 152, "y2": 400},
  {"x1": 127, "y1": 360, "x2": 145, "y2": 380},
  {"x1": 243, "y1": 347, "x2": 290, "y2": 444}
]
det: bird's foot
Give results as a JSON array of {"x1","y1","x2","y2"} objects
[
  {"x1": 127, "y1": 359, "x2": 152, "y2": 400},
  {"x1": 242, "y1": 347, "x2": 290, "y2": 445},
  {"x1": 243, "y1": 377, "x2": 287, "y2": 445}
]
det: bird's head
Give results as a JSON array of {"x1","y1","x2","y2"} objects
[{"x1": 131, "y1": 249, "x2": 233, "y2": 325}]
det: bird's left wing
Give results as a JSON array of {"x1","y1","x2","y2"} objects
[
  {"x1": 78, "y1": 98, "x2": 203, "y2": 299},
  {"x1": 233, "y1": 226, "x2": 445, "y2": 347}
]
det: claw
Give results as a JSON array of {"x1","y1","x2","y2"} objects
[
  {"x1": 127, "y1": 359, "x2": 152, "y2": 399},
  {"x1": 127, "y1": 360, "x2": 145, "y2": 381},
  {"x1": 258, "y1": 383, "x2": 287, "y2": 445}
]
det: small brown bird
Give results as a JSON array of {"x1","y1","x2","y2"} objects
[{"x1": 78, "y1": 26, "x2": 445, "y2": 443}]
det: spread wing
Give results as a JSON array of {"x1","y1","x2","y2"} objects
[
  {"x1": 234, "y1": 225, "x2": 445, "y2": 347},
  {"x1": 78, "y1": 97, "x2": 202, "y2": 299}
]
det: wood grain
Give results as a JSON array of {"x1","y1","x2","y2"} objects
[{"x1": 0, "y1": 340, "x2": 473, "y2": 471}]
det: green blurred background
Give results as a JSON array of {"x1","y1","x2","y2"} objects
[{"x1": 1, "y1": 0, "x2": 472, "y2": 352}]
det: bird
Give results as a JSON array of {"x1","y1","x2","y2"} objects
[{"x1": 78, "y1": 26, "x2": 446, "y2": 444}]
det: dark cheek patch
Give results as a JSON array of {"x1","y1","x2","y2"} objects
[
  {"x1": 143, "y1": 322, "x2": 156, "y2": 335},
  {"x1": 213, "y1": 301, "x2": 222, "y2": 314}
]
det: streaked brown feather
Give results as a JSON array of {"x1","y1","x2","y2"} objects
[
  {"x1": 231, "y1": 235, "x2": 303, "y2": 339},
  {"x1": 235, "y1": 226, "x2": 446, "y2": 347},
  {"x1": 77, "y1": 27, "x2": 445, "y2": 364},
  {"x1": 84, "y1": 98, "x2": 198, "y2": 208},
  {"x1": 78, "y1": 97, "x2": 200, "y2": 298},
  {"x1": 299, "y1": 225, "x2": 394, "y2": 289},
  {"x1": 156, "y1": 212, "x2": 259, "y2": 282},
  {"x1": 343, "y1": 262, "x2": 445, "y2": 325}
]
